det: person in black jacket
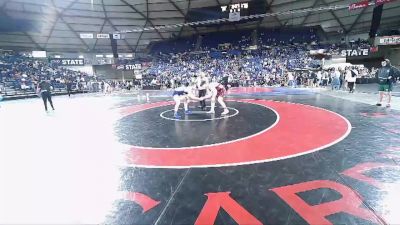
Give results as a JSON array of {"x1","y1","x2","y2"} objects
[
  {"x1": 37, "y1": 79, "x2": 55, "y2": 112},
  {"x1": 66, "y1": 78, "x2": 72, "y2": 97},
  {"x1": 376, "y1": 59, "x2": 400, "y2": 107}
]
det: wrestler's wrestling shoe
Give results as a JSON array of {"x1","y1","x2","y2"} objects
[
  {"x1": 174, "y1": 113, "x2": 181, "y2": 119},
  {"x1": 185, "y1": 110, "x2": 192, "y2": 115},
  {"x1": 221, "y1": 109, "x2": 229, "y2": 115},
  {"x1": 206, "y1": 110, "x2": 215, "y2": 114}
]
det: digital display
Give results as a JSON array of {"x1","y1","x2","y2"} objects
[
  {"x1": 186, "y1": 0, "x2": 267, "y2": 26},
  {"x1": 221, "y1": 3, "x2": 249, "y2": 13}
]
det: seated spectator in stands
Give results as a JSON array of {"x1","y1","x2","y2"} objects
[{"x1": 0, "y1": 51, "x2": 95, "y2": 95}]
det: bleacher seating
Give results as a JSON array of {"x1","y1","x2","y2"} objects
[
  {"x1": 150, "y1": 36, "x2": 198, "y2": 54},
  {"x1": 201, "y1": 29, "x2": 253, "y2": 50},
  {"x1": 0, "y1": 52, "x2": 94, "y2": 97},
  {"x1": 0, "y1": 27, "x2": 373, "y2": 97},
  {"x1": 258, "y1": 27, "x2": 318, "y2": 45}
]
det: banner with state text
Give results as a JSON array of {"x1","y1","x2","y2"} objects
[{"x1": 49, "y1": 58, "x2": 85, "y2": 66}]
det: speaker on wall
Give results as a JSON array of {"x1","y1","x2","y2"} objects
[
  {"x1": 369, "y1": 4, "x2": 384, "y2": 38},
  {"x1": 110, "y1": 34, "x2": 118, "y2": 58}
]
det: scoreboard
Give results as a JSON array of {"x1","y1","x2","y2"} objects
[
  {"x1": 221, "y1": 3, "x2": 249, "y2": 14},
  {"x1": 186, "y1": 0, "x2": 267, "y2": 25}
]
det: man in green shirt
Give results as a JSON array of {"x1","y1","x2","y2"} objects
[{"x1": 376, "y1": 59, "x2": 400, "y2": 107}]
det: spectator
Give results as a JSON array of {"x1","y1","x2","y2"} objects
[
  {"x1": 346, "y1": 67, "x2": 357, "y2": 93},
  {"x1": 376, "y1": 59, "x2": 400, "y2": 107},
  {"x1": 331, "y1": 68, "x2": 341, "y2": 90}
]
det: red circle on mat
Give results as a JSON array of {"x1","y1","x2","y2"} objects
[{"x1": 119, "y1": 99, "x2": 351, "y2": 168}]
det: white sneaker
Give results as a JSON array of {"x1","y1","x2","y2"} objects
[
  {"x1": 221, "y1": 109, "x2": 229, "y2": 115},
  {"x1": 207, "y1": 110, "x2": 215, "y2": 114}
]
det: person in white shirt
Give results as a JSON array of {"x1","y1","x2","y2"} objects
[
  {"x1": 316, "y1": 70, "x2": 322, "y2": 87},
  {"x1": 287, "y1": 72, "x2": 295, "y2": 88},
  {"x1": 346, "y1": 68, "x2": 357, "y2": 93},
  {"x1": 151, "y1": 78, "x2": 157, "y2": 85}
]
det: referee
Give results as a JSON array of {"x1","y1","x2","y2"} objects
[
  {"x1": 66, "y1": 78, "x2": 73, "y2": 97},
  {"x1": 38, "y1": 79, "x2": 55, "y2": 112},
  {"x1": 196, "y1": 72, "x2": 209, "y2": 111}
]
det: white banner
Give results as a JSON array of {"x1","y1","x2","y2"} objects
[
  {"x1": 80, "y1": 33, "x2": 93, "y2": 39},
  {"x1": 310, "y1": 49, "x2": 325, "y2": 55},
  {"x1": 97, "y1": 33, "x2": 110, "y2": 39},
  {"x1": 229, "y1": 12, "x2": 241, "y2": 22},
  {"x1": 340, "y1": 49, "x2": 369, "y2": 57},
  {"x1": 378, "y1": 36, "x2": 400, "y2": 45},
  {"x1": 125, "y1": 64, "x2": 141, "y2": 70},
  {"x1": 115, "y1": 64, "x2": 142, "y2": 70},
  {"x1": 113, "y1": 33, "x2": 121, "y2": 40},
  {"x1": 32, "y1": 51, "x2": 46, "y2": 58},
  {"x1": 49, "y1": 58, "x2": 85, "y2": 66}
]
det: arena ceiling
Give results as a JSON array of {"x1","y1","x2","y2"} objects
[{"x1": 0, "y1": 0, "x2": 399, "y2": 53}]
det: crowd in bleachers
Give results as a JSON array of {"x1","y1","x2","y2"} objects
[
  {"x1": 147, "y1": 44, "x2": 318, "y2": 88},
  {"x1": 143, "y1": 28, "x2": 377, "y2": 90},
  {"x1": 146, "y1": 28, "x2": 322, "y2": 87},
  {"x1": 0, "y1": 27, "x2": 378, "y2": 97},
  {"x1": 0, "y1": 51, "x2": 96, "y2": 95}
]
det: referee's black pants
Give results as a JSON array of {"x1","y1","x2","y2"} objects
[
  {"x1": 41, "y1": 91, "x2": 54, "y2": 111},
  {"x1": 198, "y1": 89, "x2": 206, "y2": 110}
]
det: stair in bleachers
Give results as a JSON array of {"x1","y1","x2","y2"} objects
[
  {"x1": 195, "y1": 35, "x2": 202, "y2": 51},
  {"x1": 251, "y1": 30, "x2": 257, "y2": 46}
]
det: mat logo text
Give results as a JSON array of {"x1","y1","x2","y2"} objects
[{"x1": 128, "y1": 161, "x2": 399, "y2": 225}]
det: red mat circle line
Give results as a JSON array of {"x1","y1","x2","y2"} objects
[{"x1": 119, "y1": 99, "x2": 351, "y2": 168}]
